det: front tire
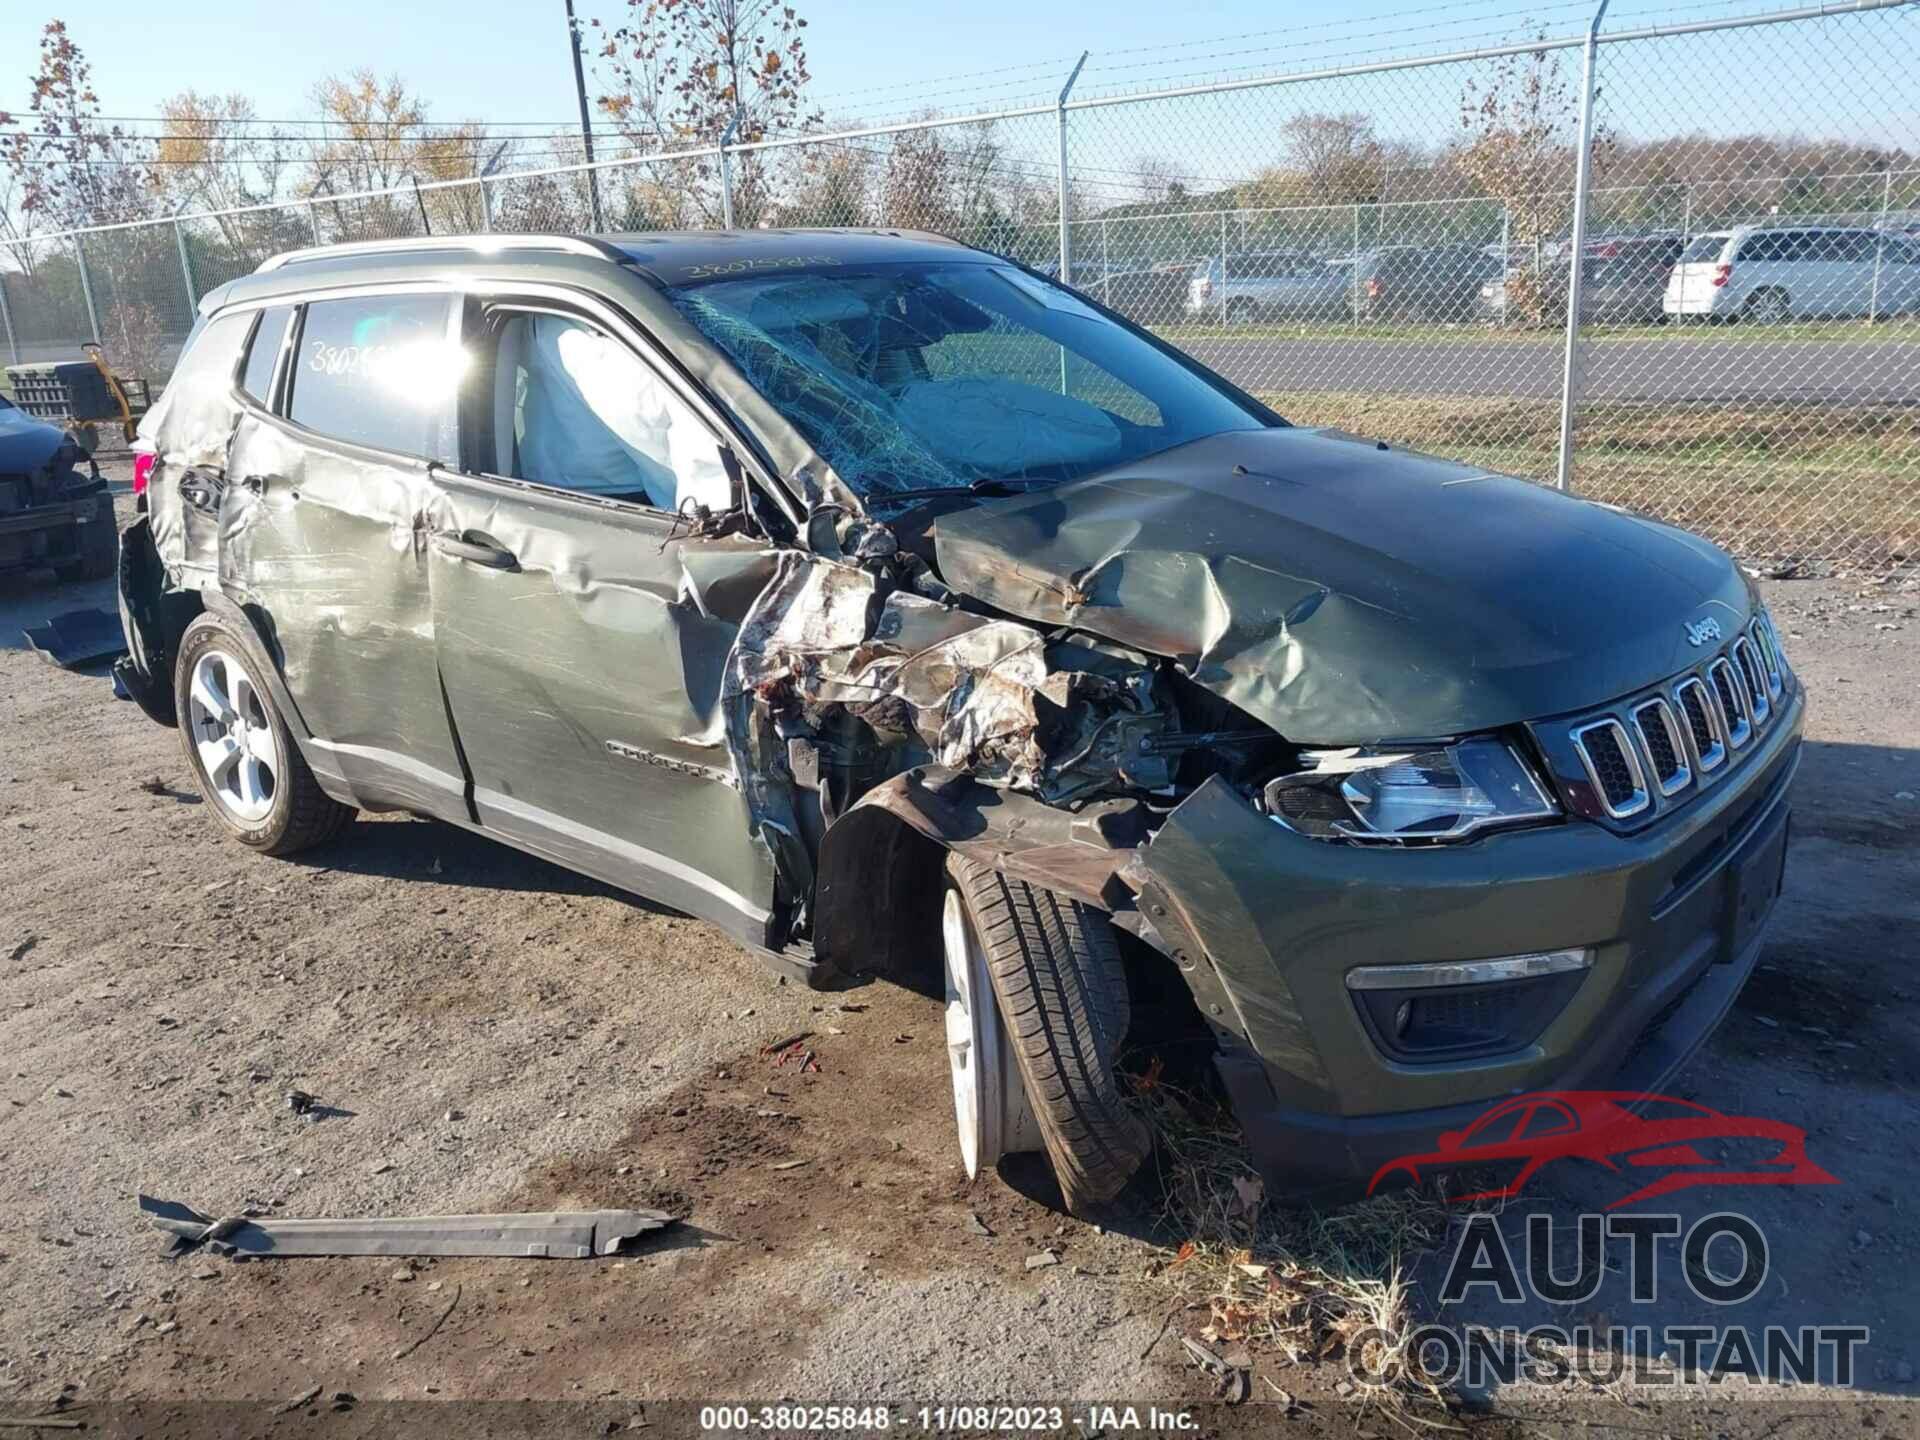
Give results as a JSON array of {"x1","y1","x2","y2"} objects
[
  {"x1": 945, "y1": 856, "x2": 1150, "y2": 1214},
  {"x1": 174, "y1": 614, "x2": 352, "y2": 855}
]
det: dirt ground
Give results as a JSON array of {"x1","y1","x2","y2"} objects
[{"x1": 1, "y1": 475, "x2": 1916, "y2": 1436}]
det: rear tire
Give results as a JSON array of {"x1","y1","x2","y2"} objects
[
  {"x1": 1743, "y1": 288, "x2": 1791, "y2": 325},
  {"x1": 945, "y1": 855, "x2": 1150, "y2": 1214},
  {"x1": 174, "y1": 613, "x2": 353, "y2": 856}
]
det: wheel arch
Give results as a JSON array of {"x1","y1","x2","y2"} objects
[{"x1": 812, "y1": 767, "x2": 1145, "y2": 983}]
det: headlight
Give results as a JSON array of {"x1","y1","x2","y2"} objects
[{"x1": 1263, "y1": 737, "x2": 1558, "y2": 843}]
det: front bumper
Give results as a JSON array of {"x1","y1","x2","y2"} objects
[{"x1": 1133, "y1": 686, "x2": 1803, "y2": 1204}]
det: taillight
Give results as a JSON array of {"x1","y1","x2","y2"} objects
[
  {"x1": 1711, "y1": 263, "x2": 1733, "y2": 288},
  {"x1": 132, "y1": 452, "x2": 155, "y2": 496},
  {"x1": 1366, "y1": 278, "x2": 1383, "y2": 299}
]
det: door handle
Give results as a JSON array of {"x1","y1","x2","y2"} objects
[{"x1": 433, "y1": 531, "x2": 518, "y2": 569}]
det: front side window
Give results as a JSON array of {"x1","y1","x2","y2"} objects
[
  {"x1": 487, "y1": 311, "x2": 730, "y2": 513},
  {"x1": 287, "y1": 293, "x2": 458, "y2": 460},
  {"x1": 667, "y1": 261, "x2": 1269, "y2": 501}
]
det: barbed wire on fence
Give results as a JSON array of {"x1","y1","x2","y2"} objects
[{"x1": 1, "y1": 0, "x2": 1914, "y2": 569}]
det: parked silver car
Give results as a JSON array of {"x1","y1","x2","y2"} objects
[
  {"x1": 1481, "y1": 234, "x2": 1689, "y2": 326},
  {"x1": 1664, "y1": 225, "x2": 1920, "y2": 322},
  {"x1": 1184, "y1": 250, "x2": 1349, "y2": 323}
]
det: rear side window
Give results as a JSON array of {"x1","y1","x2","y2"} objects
[
  {"x1": 287, "y1": 293, "x2": 457, "y2": 460},
  {"x1": 239, "y1": 305, "x2": 294, "y2": 406},
  {"x1": 167, "y1": 310, "x2": 254, "y2": 397},
  {"x1": 1680, "y1": 234, "x2": 1729, "y2": 263}
]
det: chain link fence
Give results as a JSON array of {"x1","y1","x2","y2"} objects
[{"x1": 2, "y1": 0, "x2": 1914, "y2": 568}]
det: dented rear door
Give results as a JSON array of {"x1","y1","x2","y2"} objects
[{"x1": 219, "y1": 289, "x2": 469, "y2": 821}]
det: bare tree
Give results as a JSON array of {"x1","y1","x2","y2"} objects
[
  {"x1": 1277, "y1": 112, "x2": 1384, "y2": 204},
  {"x1": 1131, "y1": 154, "x2": 1180, "y2": 205},
  {"x1": 595, "y1": 0, "x2": 819, "y2": 226},
  {"x1": 1455, "y1": 36, "x2": 1608, "y2": 323},
  {"x1": 154, "y1": 93, "x2": 298, "y2": 245},
  {"x1": 0, "y1": 21, "x2": 154, "y2": 232}
]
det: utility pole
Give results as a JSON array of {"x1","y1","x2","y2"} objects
[{"x1": 564, "y1": 0, "x2": 606, "y2": 232}]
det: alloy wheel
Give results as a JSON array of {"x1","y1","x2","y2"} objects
[
  {"x1": 186, "y1": 649, "x2": 280, "y2": 824},
  {"x1": 942, "y1": 888, "x2": 1040, "y2": 1178}
]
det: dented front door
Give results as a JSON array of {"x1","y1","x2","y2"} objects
[{"x1": 423, "y1": 471, "x2": 779, "y2": 941}]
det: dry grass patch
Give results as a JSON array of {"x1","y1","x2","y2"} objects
[{"x1": 1136, "y1": 1081, "x2": 1461, "y2": 1415}]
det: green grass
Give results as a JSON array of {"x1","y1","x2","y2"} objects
[
  {"x1": 1153, "y1": 317, "x2": 1920, "y2": 345},
  {"x1": 1259, "y1": 390, "x2": 1919, "y2": 567}
]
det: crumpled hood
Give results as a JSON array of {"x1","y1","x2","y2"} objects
[
  {"x1": 0, "y1": 403, "x2": 68, "y2": 475},
  {"x1": 930, "y1": 427, "x2": 1751, "y2": 743}
]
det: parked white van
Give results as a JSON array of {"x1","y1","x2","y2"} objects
[{"x1": 1664, "y1": 225, "x2": 1920, "y2": 322}]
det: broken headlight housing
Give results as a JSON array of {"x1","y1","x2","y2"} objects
[{"x1": 1263, "y1": 738, "x2": 1558, "y2": 844}]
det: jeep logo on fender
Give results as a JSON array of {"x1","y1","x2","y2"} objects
[{"x1": 1685, "y1": 616, "x2": 1723, "y2": 647}]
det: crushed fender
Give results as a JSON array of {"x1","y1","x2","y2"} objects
[{"x1": 138, "y1": 1194, "x2": 674, "y2": 1259}]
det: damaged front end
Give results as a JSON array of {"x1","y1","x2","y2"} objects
[{"x1": 0, "y1": 402, "x2": 115, "y2": 583}]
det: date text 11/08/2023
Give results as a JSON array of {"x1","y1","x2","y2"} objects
[{"x1": 697, "y1": 1405, "x2": 1203, "y2": 1432}]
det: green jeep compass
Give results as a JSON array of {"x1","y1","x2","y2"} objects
[{"x1": 117, "y1": 230, "x2": 1801, "y2": 1212}]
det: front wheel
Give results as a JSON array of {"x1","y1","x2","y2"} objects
[
  {"x1": 944, "y1": 856, "x2": 1150, "y2": 1214},
  {"x1": 175, "y1": 613, "x2": 354, "y2": 855}
]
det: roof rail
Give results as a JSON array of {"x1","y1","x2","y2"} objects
[{"x1": 255, "y1": 234, "x2": 625, "y2": 273}]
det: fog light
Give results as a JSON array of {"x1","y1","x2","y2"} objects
[{"x1": 1347, "y1": 949, "x2": 1594, "y2": 1061}]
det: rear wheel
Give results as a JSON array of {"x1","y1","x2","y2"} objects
[
  {"x1": 1744, "y1": 288, "x2": 1791, "y2": 324},
  {"x1": 944, "y1": 856, "x2": 1150, "y2": 1214},
  {"x1": 175, "y1": 614, "x2": 353, "y2": 855}
]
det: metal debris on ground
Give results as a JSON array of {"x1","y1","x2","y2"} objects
[
  {"x1": 1024, "y1": 1250, "x2": 1059, "y2": 1271},
  {"x1": 21, "y1": 608, "x2": 125, "y2": 669},
  {"x1": 284, "y1": 1089, "x2": 316, "y2": 1115},
  {"x1": 1181, "y1": 1336, "x2": 1251, "y2": 1405},
  {"x1": 964, "y1": 1212, "x2": 993, "y2": 1237},
  {"x1": 138, "y1": 1195, "x2": 674, "y2": 1259}
]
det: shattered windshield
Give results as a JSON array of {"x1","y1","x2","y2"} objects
[{"x1": 666, "y1": 262, "x2": 1270, "y2": 501}]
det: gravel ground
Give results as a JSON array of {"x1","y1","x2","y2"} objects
[{"x1": 0, "y1": 478, "x2": 1915, "y2": 1434}]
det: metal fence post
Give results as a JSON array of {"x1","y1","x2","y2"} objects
[
  {"x1": 1218, "y1": 210, "x2": 1228, "y2": 324},
  {"x1": 1352, "y1": 203, "x2": 1362, "y2": 323},
  {"x1": 0, "y1": 265, "x2": 18, "y2": 366},
  {"x1": 1498, "y1": 204, "x2": 1511, "y2": 328},
  {"x1": 173, "y1": 219, "x2": 198, "y2": 315},
  {"x1": 1554, "y1": 0, "x2": 1611, "y2": 494},
  {"x1": 1056, "y1": 52, "x2": 1089, "y2": 284},
  {"x1": 1100, "y1": 216, "x2": 1111, "y2": 304},
  {"x1": 1868, "y1": 167, "x2": 1893, "y2": 324},
  {"x1": 308, "y1": 201, "x2": 323, "y2": 246},
  {"x1": 479, "y1": 176, "x2": 493, "y2": 233},
  {"x1": 719, "y1": 114, "x2": 741, "y2": 230},
  {"x1": 73, "y1": 236, "x2": 102, "y2": 344}
]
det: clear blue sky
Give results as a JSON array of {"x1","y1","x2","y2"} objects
[{"x1": 0, "y1": 0, "x2": 1811, "y2": 133}]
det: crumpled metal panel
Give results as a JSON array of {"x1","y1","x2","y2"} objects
[
  {"x1": 933, "y1": 426, "x2": 1750, "y2": 745},
  {"x1": 219, "y1": 415, "x2": 466, "y2": 808}
]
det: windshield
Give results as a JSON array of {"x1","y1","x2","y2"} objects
[{"x1": 666, "y1": 262, "x2": 1271, "y2": 501}]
